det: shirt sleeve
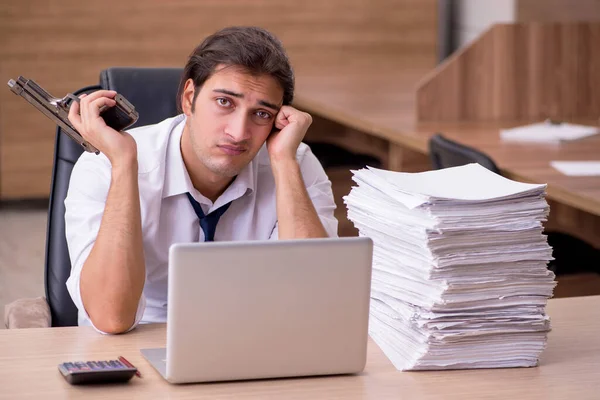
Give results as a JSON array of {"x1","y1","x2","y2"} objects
[
  {"x1": 269, "y1": 145, "x2": 339, "y2": 239},
  {"x1": 64, "y1": 152, "x2": 146, "y2": 334}
]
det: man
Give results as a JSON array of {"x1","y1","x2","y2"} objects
[{"x1": 64, "y1": 26, "x2": 338, "y2": 334}]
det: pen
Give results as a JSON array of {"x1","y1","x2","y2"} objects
[{"x1": 118, "y1": 356, "x2": 142, "y2": 378}]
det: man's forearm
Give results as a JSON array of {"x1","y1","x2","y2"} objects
[
  {"x1": 272, "y1": 158, "x2": 328, "y2": 239},
  {"x1": 80, "y1": 161, "x2": 145, "y2": 333}
]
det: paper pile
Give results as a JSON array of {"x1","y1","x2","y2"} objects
[{"x1": 344, "y1": 163, "x2": 556, "y2": 370}]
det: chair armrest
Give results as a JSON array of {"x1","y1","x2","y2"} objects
[{"x1": 4, "y1": 297, "x2": 51, "y2": 329}]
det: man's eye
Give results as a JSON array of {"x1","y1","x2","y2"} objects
[
  {"x1": 256, "y1": 111, "x2": 272, "y2": 119},
  {"x1": 217, "y1": 98, "x2": 231, "y2": 107}
]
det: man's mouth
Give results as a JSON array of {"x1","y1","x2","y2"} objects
[{"x1": 217, "y1": 144, "x2": 246, "y2": 156}]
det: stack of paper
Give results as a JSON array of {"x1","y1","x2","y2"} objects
[{"x1": 344, "y1": 163, "x2": 556, "y2": 370}]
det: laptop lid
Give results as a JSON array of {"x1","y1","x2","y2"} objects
[{"x1": 165, "y1": 237, "x2": 373, "y2": 383}]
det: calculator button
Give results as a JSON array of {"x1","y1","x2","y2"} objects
[
  {"x1": 62, "y1": 363, "x2": 76, "y2": 372},
  {"x1": 98, "y1": 361, "x2": 110, "y2": 369},
  {"x1": 74, "y1": 362, "x2": 85, "y2": 369},
  {"x1": 86, "y1": 362, "x2": 99, "y2": 370}
]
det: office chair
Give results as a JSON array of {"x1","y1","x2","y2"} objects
[
  {"x1": 429, "y1": 133, "x2": 499, "y2": 173},
  {"x1": 45, "y1": 67, "x2": 184, "y2": 326},
  {"x1": 428, "y1": 133, "x2": 600, "y2": 276},
  {"x1": 307, "y1": 142, "x2": 381, "y2": 169}
]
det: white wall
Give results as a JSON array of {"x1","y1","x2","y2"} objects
[{"x1": 454, "y1": 0, "x2": 516, "y2": 48}]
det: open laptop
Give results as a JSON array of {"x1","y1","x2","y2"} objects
[{"x1": 141, "y1": 237, "x2": 373, "y2": 384}]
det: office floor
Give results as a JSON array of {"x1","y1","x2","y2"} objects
[
  {"x1": 0, "y1": 206, "x2": 47, "y2": 327},
  {"x1": 1, "y1": 169, "x2": 599, "y2": 328}
]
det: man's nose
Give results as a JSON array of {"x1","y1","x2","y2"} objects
[{"x1": 226, "y1": 112, "x2": 251, "y2": 142}]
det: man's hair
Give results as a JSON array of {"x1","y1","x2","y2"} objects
[{"x1": 177, "y1": 26, "x2": 294, "y2": 113}]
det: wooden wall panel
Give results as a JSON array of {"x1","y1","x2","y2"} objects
[
  {"x1": 0, "y1": 0, "x2": 437, "y2": 199},
  {"x1": 415, "y1": 22, "x2": 600, "y2": 122},
  {"x1": 517, "y1": 0, "x2": 600, "y2": 22}
]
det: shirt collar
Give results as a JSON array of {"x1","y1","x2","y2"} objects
[
  {"x1": 162, "y1": 116, "x2": 255, "y2": 212},
  {"x1": 162, "y1": 118, "x2": 193, "y2": 199}
]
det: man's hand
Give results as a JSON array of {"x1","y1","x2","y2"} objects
[
  {"x1": 267, "y1": 106, "x2": 312, "y2": 163},
  {"x1": 68, "y1": 90, "x2": 137, "y2": 168},
  {"x1": 267, "y1": 106, "x2": 327, "y2": 239}
]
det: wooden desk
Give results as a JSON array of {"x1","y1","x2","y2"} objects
[
  {"x1": 1, "y1": 296, "x2": 599, "y2": 399},
  {"x1": 292, "y1": 21, "x2": 600, "y2": 220},
  {"x1": 295, "y1": 64, "x2": 600, "y2": 218}
]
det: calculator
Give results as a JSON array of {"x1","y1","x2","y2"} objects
[{"x1": 58, "y1": 359, "x2": 138, "y2": 385}]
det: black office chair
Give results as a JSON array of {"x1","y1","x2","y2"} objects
[
  {"x1": 306, "y1": 142, "x2": 381, "y2": 169},
  {"x1": 45, "y1": 67, "x2": 184, "y2": 326},
  {"x1": 428, "y1": 133, "x2": 600, "y2": 276},
  {"x1": 429, "y1": 133, "x2": 499, "y2": 173}
]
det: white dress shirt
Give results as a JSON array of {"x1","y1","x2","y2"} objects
[{"x1": 64, "y1": 114, "x2": 338, "y2": 331}]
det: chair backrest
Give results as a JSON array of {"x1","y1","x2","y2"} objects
[
  {"x1": 44, "y1": 67, "x2": 183, "y2": 326},
  {"x1": 428, "y1": 133, "x2": 500, "y2": 174}
]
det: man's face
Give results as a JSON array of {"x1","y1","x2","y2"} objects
[{"x1": 182, "y1": 65, "x2": 283, "y2": 178}]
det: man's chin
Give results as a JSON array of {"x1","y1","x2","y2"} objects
[
  {"x1": 202, "y1": 151, "x2": 255, "y2": 178},
  {"x1": 206, "y1": 162, "x2": 244, "y2": 178}
]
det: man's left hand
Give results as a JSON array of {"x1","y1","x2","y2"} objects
[{"x1": 267, "y1": 106, "x2": 312, "y2": 163}]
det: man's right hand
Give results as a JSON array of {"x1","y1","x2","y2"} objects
[
  {"x1": 68, "y1": 90, "x2": 137, "y2": 168},
  {"x1": 68, "y1": 91, "x2": 145, "y2": 333}
]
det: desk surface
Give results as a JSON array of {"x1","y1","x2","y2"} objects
[
  {"x1": 294, "y1": 63, "x2": 600, "y2": 216},
  {"x1": 1, "y1": 296, "x2": 599, "y2": 399}
]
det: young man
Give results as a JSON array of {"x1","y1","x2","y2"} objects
[{"x1": 64, "y1": 27, "x2": 338, "y2": 334}]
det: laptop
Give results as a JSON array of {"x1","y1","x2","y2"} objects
[{"x1": 141, "y1": 237, "x2": 373, "y2": 384}]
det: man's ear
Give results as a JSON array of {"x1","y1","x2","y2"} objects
[{"x1": 181, "y1": 79, "x2": 196, "y2": 116}]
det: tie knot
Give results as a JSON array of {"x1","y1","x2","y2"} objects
[{"x1": 186, "y1": 192, "x2": 232, "y2": 241}]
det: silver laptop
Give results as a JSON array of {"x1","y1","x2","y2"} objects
[{"x1": 141, "y1": 237, "x2": 373, "y2": 384}]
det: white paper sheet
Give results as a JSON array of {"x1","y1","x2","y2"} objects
[
  {"x1": 500, "y1": 121, "x2": 599, "y2": 144},
  {"x1": 361, "y1": 164, "x2": 545, "y2": 203},
  {"x1": 550, "y1": 161, "x2": 600, "y2": 176}
]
